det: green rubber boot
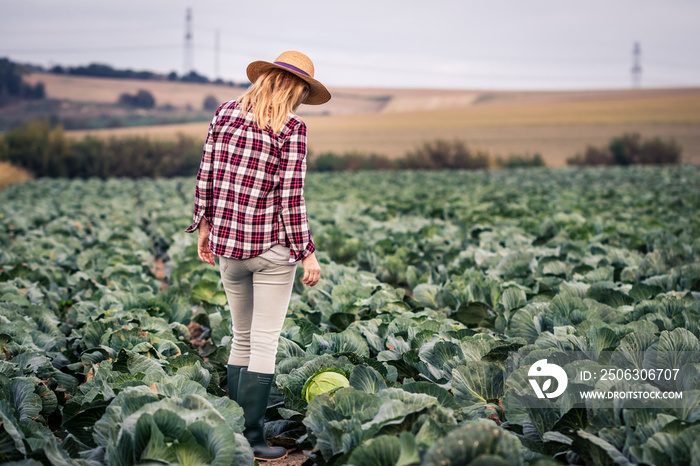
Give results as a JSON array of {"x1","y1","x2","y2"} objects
[
  {"x1": 226, "y1": 365, "x2": 246, "y2": 402},
  {"x1": 237, "y1": 369, "x2": 288, "y2": 461}
]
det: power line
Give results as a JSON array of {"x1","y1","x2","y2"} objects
[
  {"x1": 0, "y1": 44, "x2": 180, "y2": 54},
  {"x1": 0, "y1": 26, "x2": 182, "y2": 36},
  {"x1": 2, "y1": 40, "x2": 695, "y2": 72}
]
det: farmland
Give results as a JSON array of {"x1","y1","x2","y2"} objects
[
  {"x1": 1, "y1": 167, "x2": 700, "y2": 465},
  {"x1": 23, "y1": 72, "x2": 700, "y2": 167}
]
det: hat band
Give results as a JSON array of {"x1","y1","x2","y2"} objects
[{"x1": 274, "y1": 61, "x2": 311, "y2": 77}]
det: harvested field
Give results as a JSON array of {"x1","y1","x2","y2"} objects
[
  {"x1": 305, "y1": 122, "x2": 700, "y2": 168},
  {"x1": 24, "y1": 72, "x2": 246, "y2": 110},
  {"x1": 72, "y1": 89, "x2": 700, "y2": 167},
  {"x1": 41, "y1": 72, "x2": 698, "y2": 166}
]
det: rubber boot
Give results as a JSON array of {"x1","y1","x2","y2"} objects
[
  {"x1": 237, "y1": 368, "x2": 288, "y2": 461},
  {"x1": 226, "y1": 365, "x2": 246, "y2": 403}
]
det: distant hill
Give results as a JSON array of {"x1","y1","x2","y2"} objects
[{"x1": 24, "y1": 72, "x2": 244, "y2": 111}]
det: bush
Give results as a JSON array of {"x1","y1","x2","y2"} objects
[
  {"x1": 401, "y1": 139, "x2": 491, "y2": 170},
  {"x1": 639, "y1": 137, "x2": 681, "y2": 164},
  {"x1": 0, "y1": 119, "x2": 203, "y2": 178},
  {"x1": 203, "y1": 95, "x2": 220, "y2": 111},
  {"x1": 567, "y1": 145, "x2": 614, "y2": 166},
  {"x1": 118, "y1": 89, "x2": 156, "y2": 109},
  {"x1": 308, "y1": 140, "x2": 495, "y2": 172},
  {"x1": 568, "y1": 133, "x2": 681, "y2": 166},
  {"x1": 0, "y1": 119, "x2": 71, "y2": 176},
  {"x1": 70, "y1": 136, "x2": 110, "y2": 178},
  {"x1": 497, "y1": 152, "x2": 545, "y2": 168},
  {"x1": 609, "y1": 133, "x2": 642, "y2": 165},
  {"x1": 309, "y1": 151, "x2": 395, "y2": 172}
]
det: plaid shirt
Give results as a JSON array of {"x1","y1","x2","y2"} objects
[{"x1": 185, "y1": 100, "x2": 315, "y2": 262}]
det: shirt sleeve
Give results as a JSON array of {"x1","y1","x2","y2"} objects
[
  {"x1": 279, "y1": 120, "x2": 315, "y2": 262},
  {"x1": 185, "y1": 112, "x2": 217, "y2": 233}
]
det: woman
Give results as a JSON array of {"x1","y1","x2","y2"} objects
[{"x1": 185, "y1": 50, "x2": 330, "y2": 461}]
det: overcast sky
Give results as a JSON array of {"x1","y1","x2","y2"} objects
[{"x1": 1, "y1": 0, "x2": 699, "y2": 90}]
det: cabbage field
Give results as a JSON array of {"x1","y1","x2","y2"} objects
[{"x1": 1, "y1": 166, "x2": 700, "y2": 465}]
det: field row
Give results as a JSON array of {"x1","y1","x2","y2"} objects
[
  {"x1": 63, "y1": 85, "x2": 700, "y2": 167},
  {"x1": 1, "y1": 167, "x2": 699, "y2": 465}
]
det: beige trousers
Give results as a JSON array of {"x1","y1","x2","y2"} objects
[{"x1": 219, "y1": 255, "x2": 296, "y2": 374}]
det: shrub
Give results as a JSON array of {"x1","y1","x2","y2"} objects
[
  {"x1": 568, "y1": 133, "x2": 681, "y2": 167},
  {"x1": 0, "y1": 119, "x2": 203, "y2": 178},
  {"x1": 85, "y1": 134, "x2": 202, "y2": 178},
  {"x1": 401, "y1": 139, "x2": 491, "y2": 170},
  {"x1": 497, "y1": 152, "x2": 545, "y2": 168},
  {"x1": 118, "y1": 89, "x2": 156, "y2": 109},
  {"x1": 639, "y1": 137, "x2": 681, "y2": 164},
  {"x1": 203, "y1": 95, "x2": 220, "y2": 111},
  {"x1": 0, "y1": 119, "x2": 71, "y2": 177},
  {"x1": 308, "y1": 140, "x2": 494, "y2": 172},
  {"x1": 609, "y1": 132, "x2": 642, "y2": 165},
  {"x1": 309, "y1": 151, "x2": 395, "y2": 172},
  {"x1": 363, "y1": 153, "x2": 397, "y2": 170},
  {"x1": 68, "y1": 136, "x2": 109, "y2": 178},
  {"x1": 310, "y1": 152, "x2": 349, "y2": 172},
  {"x1": 567, "y1": 145, "x2": 614, "y2": 166}
]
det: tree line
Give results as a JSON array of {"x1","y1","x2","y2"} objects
[
  {"x1": 0, "y1": 58, "x2": 45, "y2": 107},
  {"x1": 49, "y1": 63, "x2": 241, "y2": 87}
]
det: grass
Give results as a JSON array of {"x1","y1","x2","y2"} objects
[{"x1": 0, "y1": 162, "x2": 33, "y2": 191}]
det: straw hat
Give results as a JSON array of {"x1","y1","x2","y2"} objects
[{"x1": 247, "y1": 51, "x2": 331, "y2": 105}]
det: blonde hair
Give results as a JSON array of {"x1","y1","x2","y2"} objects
[{"x1": 238, "y1": 69, "x2": 309, "y2": 133}]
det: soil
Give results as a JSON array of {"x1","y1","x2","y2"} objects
[
  {"x1": 151, "y1": 258, "x2": 168, "y2": 291},
  {"x1": 262, "y1": 450, "x2": 308, "y2": 465},
  {"x1": 187, "y1": 321, "x2": 208, "y2": 351}
]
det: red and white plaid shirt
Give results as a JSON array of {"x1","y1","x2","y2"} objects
[{"x1": 185, "y1": 100, "x2": 315, "y2": 262}]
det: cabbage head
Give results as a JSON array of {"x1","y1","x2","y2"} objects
[{"x1": 303, "y1": 368, "x2": 350, "y2": 402}]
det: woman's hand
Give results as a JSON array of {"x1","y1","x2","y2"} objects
[
  {"x1": 301, "y1": 252, "x2": 321, "y2": 287},
  {"x1": 197, "y1": 219, "x2": 216, "y2": 266}
]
